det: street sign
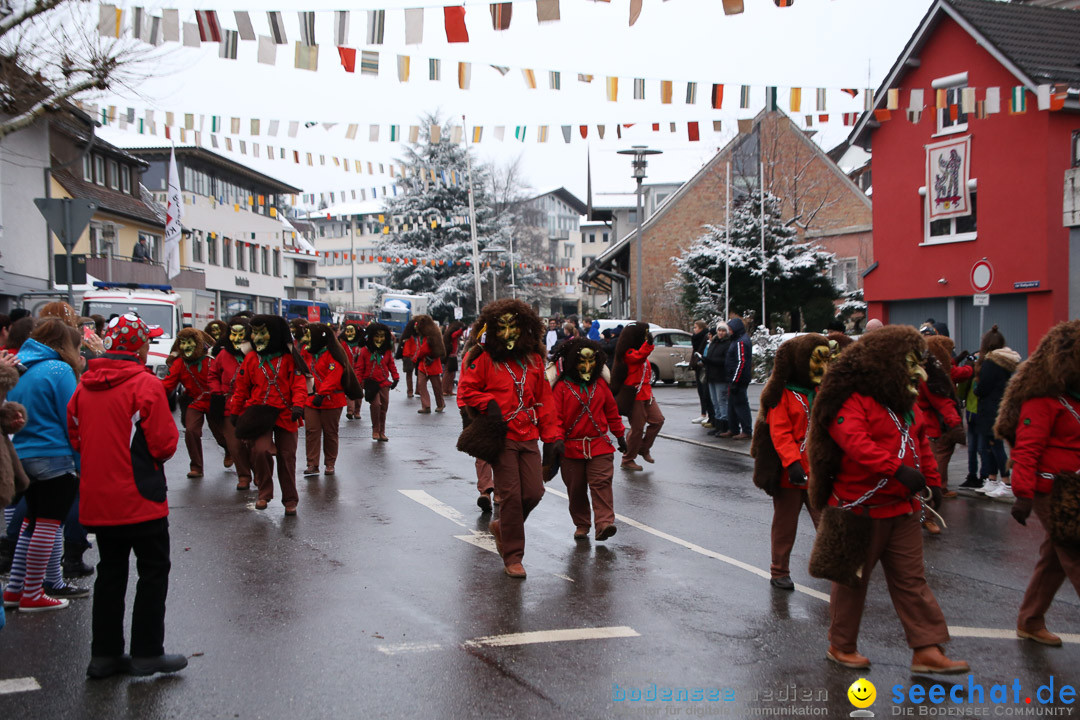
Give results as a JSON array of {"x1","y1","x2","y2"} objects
[
  {"x1": 970, "y1": 259, "x2": 994, "y2": 293},
  {"x1": 454, "y1": 306, "x2": 463, "y2": 320},
  {"x1": 973, "y1": 293, "x2": 990, "y2": 306},
  {"x1": 33, "y1": 198, "x2": 97, "y2": 251}
]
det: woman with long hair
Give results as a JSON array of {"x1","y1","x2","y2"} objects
[
  {"x1": 973, "y1": 325, "x2": 1021, "y2": 498},
  {"x1": 3, "y1": 319, "x2": 87, "y2": 612}
]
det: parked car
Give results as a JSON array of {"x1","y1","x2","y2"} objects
[{"x1": 648, "y1": 328, "x2": 694, "y2": 383}]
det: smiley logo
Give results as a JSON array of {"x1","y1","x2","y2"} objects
[{"x1": 848, "y1": 678, "x2": 876, "y2": 709}]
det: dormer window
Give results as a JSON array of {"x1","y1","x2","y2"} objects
[
  {"x1": 121, "y1": 166, "x2": 132, "y2": 194},
  {"x1": 933, "y1": 72, "x2": 969, "y2": 136}
]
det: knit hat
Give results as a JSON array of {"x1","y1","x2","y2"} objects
[{"x1": 103, "y1": 313, "x2": 163, "y2": 354}]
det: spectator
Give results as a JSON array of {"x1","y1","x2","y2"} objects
[
  {"x1": 9, "y1": 308, "x2": 30, "y2": 324},
  {"x1": 703, "y1": 323, "x2": 732, "y2": 434},
  {"x1": 0, "y1": 314, "x2": 9, "y2": 348},
  {"x1": 720, "y1": 317, "x2": 753, "y2": 439},
  {"x1": 38, "y1": 301, "x2": 79, "y2": 328},
  {"x1": 587, "y1": 319, "x2": 601, "y2": 341},
  {"x1": 973, "y1": 325, "x2": 1020, "y2": 498},
  {"x1": 4, "y1": 317, "x2": 34, "y2": 352},
  {"x1": 132, "y1": 236, "x2": 152, "y2": 264},
  {"x1": 864, "y1": 318, "x2": 884, "y2": 333},
  {"x1": 689, "y1": 320, "x2": 710, "y2": 424},
  {"x1": 0, "y1": 355, "x2": 29, "y2": 627},
  {"x1": 544, "y1": 318, "x2": 563, "y2": 353},
  {"x1": 68, "y1": 313, "x2": 186, "y2": 678}
]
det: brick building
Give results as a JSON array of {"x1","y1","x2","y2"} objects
[{"x1": 581, "y1": 111, "x2": 873, "y2": 328}]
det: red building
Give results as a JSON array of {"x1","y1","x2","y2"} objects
[{"x1": 850, "y1": 0, "x2": 1080, "y2": 356}]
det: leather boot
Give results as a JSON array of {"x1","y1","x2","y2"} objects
[
  {"x1": 62, "y1": 541, "x2": 95, "y2": 578},
  {"x1": 910, "y1": 645, "x2": 969, "y2": 674}
]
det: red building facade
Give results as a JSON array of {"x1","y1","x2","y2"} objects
[{"x1": 852, "y1": 0, "x2": 1080, "y2": 356}]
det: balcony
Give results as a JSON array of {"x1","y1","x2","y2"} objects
[
  {"x1": 292, "y1": 276, "x2": 322, "y2": 290},
  {"x1": 85, "y1": 255, "x2": 206, "y2": 289},
  {"x1": 548, "y1": 230, "x2": 570, "y2": 241}
]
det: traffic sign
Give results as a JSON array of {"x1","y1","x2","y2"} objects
[
  {"x1": 973, "y1": 293, "x2": 990, "y2": 306},
  {"x1": 970, "y1": 259, "x2": 994, "y2": 293},
  {"x1": 34, "y1": 198, "x2": 97, "y2": 251}
]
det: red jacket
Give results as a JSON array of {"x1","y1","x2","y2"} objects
[
  {"x1": 68, "y1": 354, "x2": 179, "y2": 527},
  {"x1": 950, "y1": 364, "x2": 974, "y2": 383},
  {"x1": 227, "y1": 352, "x2": 309, "y2": 432},
  {"x1": 552, "y1": 378, "x2": 624, "y2": 459},
  {"x1": 916, "y1": 381, "x2": 961, "y2": 437},
  {"x1": 209, "y1": 351, "x2": 245, "y2": 414},
  {"x1": 413, "y1": 337, "x2": 443, "y2": 377},
  {"x1": 447, "y1": 328, "x2": 464, "y2": 357},
  {"x1": 458, "y1": 351, "x2": 562, "y2": 443},
  {"x1": 767, "y1": 387, "x2": 813, "y2": 490},
  {"x1": 307, "y1": 350, "x2": 347, "y2": 409},
  {"x1": 623, "y1": 343, "x2": 655, "y2": 401},
  {"x1": 357, "y1": 347, "x2": 399, "y2": 388},
  {"x1": 827, "y1": 393, "x2": 941, "y2": 519},
  {"x1": 1010, "y1": 395, "x2": 1080, "y2": 499},
  {"x1": 402, "y1": 337, "x2": 417, "y2": 365},
  {"x1": 162, "y1": 355, "x2": 213, "y2": 412}
]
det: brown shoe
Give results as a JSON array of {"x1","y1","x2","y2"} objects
[
  {"x1": 236, "y1": 480, "x2": 251, "y2": 492},
  {"x1": 373, "y1": 432, "x2": 380, "y2": 440},
  {"x1": 284, "y1": 502, "x2": 298, "y2": 517},
  {"x1": 596, "y1": 524, "x2": 617, "y2": 541},
  {"x1": 324, "y1": 466, "x2": 335, "y2": 475},
  {"x1": 640, "y1": 452, "x2": 654, "y2": 464},
  {"x1": 573, "y1": 527, "x2": 589, "y2": 540},
  {"x1": 942, "y1": 489, "x2": 958, "y2": 499},
  {"x1": 1017, "y1": 627, "x2": 1063, "y2": 647},
  {"x1": 417, "y1": 408, "x2": 431, "y2": 414},
  {"x1": 435, "y1": 406, "x2": 445, "y2": 413},
  {"x1": 923, "y1": 520, "x2": 942, "y2": 535},
  {"x1": 187, "y1": 470, "x2": 203, "y2": 479},
  {"x1": 488, "y1": 520, "x2": 503, "y2": 557},
  {"x1": 255, "y1": 499, "x2": 268, "y2": 510},
  {"x1": 621, "y1": 460, "x2": 643, "y2": 471},
  {"x1": 734, "y1": 433, "x2": 752, "y2": 440},
  {"x1": 504, "y1": 563, "x2": 527, "y2": 579},
  {"x1": 716, "y1": 431, "x2": 736, "y2": 438},
  {"x1": 223, "y1": 455, "x2": 233, "y2": 468},
  {"x1": 826, "y1": 647, "x2": 871, "y2": 670},
  {"x1": 378, "y1": 433, "x2": 389, "y2": 442},
  {"x1": 910, "y1": 645, "x2": 969, "y2": 674}
]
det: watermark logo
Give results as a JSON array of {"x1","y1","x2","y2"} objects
[{"x1": 849, "y1": 678, "x2": 877, "y2": 718}]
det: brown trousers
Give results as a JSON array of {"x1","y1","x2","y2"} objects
[
  {"x1": 347, "y1": 398, "x2": 363, "y2": 420},
  {"x1": 417, "y1": 371, "x2": 445, "y2": 411},
  {"x1": 829, "y1": 512, "x2": 950, "y2": 653},
  {"x1": 770, "y1": 486, "x2": 821, "y2": 579},
  {"x1": 562, "y1": 454, "x2": 615, "y2": 531},
  {"x1": 1018, "y1": 493, "x2": 1080, "y2": 632},
  {"x1": 476, "y1": 459, "x2": 494, "y2": 495},
  {"x1": 369, "y1": 386, "x2": 390, "y2": 435},
  {"x1": 403, "y1": 360, "x2": 415, "y2": 396},
  {"x1": 184, "y1": 408, "x2": 205, "y2": 473},
  {"x1": 223, "y1": 417, "x2": 251, "y2": 483},
  {"x1": 304, "y1": 406, "x2": 343, "y2": 469},
  {"x1": 206, "y1": 409, "x2": 229, "y2": 454},
  {"x1": 493, "y1": 439, "x2": 545, "y2": 566},
  {"x1": 252, "y1": 426, "x2": 298, "y2": 506},
  {"x1": 624, "y1": 398, "x2": 664, "y2": 461},
  {"x1": 442, "y1": 367, "x2": 457, "y2": 395},
  {"x1": 930, "y1": 437, "x2": 956, "y2": 490}
]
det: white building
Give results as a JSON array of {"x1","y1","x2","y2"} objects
[
  {"x1": 302, "y1": 200, "x2": 386, "y2": 313},
  {"x1": 521, "y1": 188, "x2": 587, "y2": 316}
]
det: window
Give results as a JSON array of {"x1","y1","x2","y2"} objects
[
  {"x1": 832, "y1": 257, "x2": 859, "y2": 292},
  {"x1": 192, "y1": 233, "x2": 203, "y2": 263},
  {"x1": 236, "y1": 242, "x2": 245, "y2": 270},
  {"x1": 933, "y1": 74, "x2": 969, "y2": 135},
  {"x1": 223, "y1": 238, "x2": 233, "y2": 268},
  {"x1": 589, "y1": 233, "x2": 596, "y2": 243},
  {"x1": 602, "y1": 232, "x2": 609, "y2": 243},
  {"x1": 262, "y1": 247, "x2": 269, "y2": 275},
  {"x1": 669, "y1": 333, "x2": 694, "y2": 348},
  {"x1": 564, "y1": 245, "x2": 574, "y2": 258},
  {"x1": 582, "y1": 255, "x2": 594, "y2": 268},
  {"x1": 82, "y1": 155, "x2": 92, "y2": 181},
  {"x1": 273, "y1": 249, "x2": 280, "y2": 277},
  {"x1": 107, "y1": 160, "x2": 119, "y2": 190},
  {"x1": 628, "y1": 210, "x2": 637, "y2": 223},
  {"x1": 121, "y1": 166, "x2": 132, "y2": 194},
  {"x1": 249, "y1": 243, "x2": 257, "y2": 270},
  {"x1": 926, "y1": 192, "x2": 977, "y2": 245},
  {"x1": 94, "y1": 155, "x2": 105, "y2": 186},
  {"x1": 207, "y1": 236, "x2": 217, "y2": 265},
  {"x1": 139, "y1": 232, "x2": 160, "y2": 262}
]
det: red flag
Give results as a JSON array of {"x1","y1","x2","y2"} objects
[
  {"x1": 873, "y1": 108, "x2": 892, "y2": 122},
  {"x1": 579, "y1": 125, "x2": 588, "y2": 139},
  {"x1": 842, "y1": 88, "x2": 858, "y2": 98},
  {"x1": 195, "y1": 10, "x2": 222, "y2": 42},
  {"x1": 444, "y1": 6, "x2": 469, "y2": 43},
  {"x1": 651, "y1": 123, "x2": 660, "y2": 131},
  {"x1": 338, "y1": 47, "x2": 357, "y2": 73},
  {"x1": 711, "y1": 84, "x2": 724, "y2": 109},
  {"x1": 688, "y1": 122, "x2": 700, "y2": 142}
]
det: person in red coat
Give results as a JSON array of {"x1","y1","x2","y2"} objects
[
  {"x1": 457, "y1": 330, "x2": 498, "y2": 513},
  {"x1": 68, "y1": 314, "x2": 187, "y2": 678},
  {"x1": 442, "y1": 321, "x2": 465, "y2": 397},
  {"x1": 550, "y1": 338, "x2": 626, "y2": 541},
  {"x1": 412, "y1": 314, "x2": 446, "y2": 414},
  {"x1": 303, "y1": 324, "x2": 361, "y2": 476},
  {"x1": 995, "y1": 320, "x2": 1080, "y2": 648},
  {"x1": 457, "y1": 300, "x2": 563, "y2": 579},
  {"x1": 356, "y1": 322, "x2": 399, "y2": 441},
  {"x1": 339, "y1": 322, "x2": 365, "y2": 420},
  {"x1": 751, "y1": 334, "x2": 830, "y2": 591},
  {"x1": 209, "y1": 318, "x2": 253, "y2": 490},
  {"x1": 807, "y1": 325, "x2": 967, "y2": 675},
  {"x1": 610, "y1": 322, "x2": 663, "y2": 471},
  {"x1": 161, "y1": 328, "x2": 214, "y2": 479},
  {"x1": 399, "y1": 319, "x2": 417, "y2": 399},
  {"x1": 228, "y1": 316, "x2": 308, "y2": 516}
]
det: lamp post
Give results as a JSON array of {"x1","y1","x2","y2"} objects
[
  {"x1": 616, "y1": 145, "x2": 662, "y2": 320},
  {"x1": 482, "y1": 245, "x2": 506, "y2": 303}
]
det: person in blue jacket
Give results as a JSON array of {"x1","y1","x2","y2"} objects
[{"x1": 720, "y1": 317, "x2": 754, "y2": 439}]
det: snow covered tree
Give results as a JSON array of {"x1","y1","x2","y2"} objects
[{"x1": 672, "y1": 191, "x2": 837, "y2": 331}]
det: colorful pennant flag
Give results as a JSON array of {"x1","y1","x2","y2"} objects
[
  {"x1": 404, "y1": 8, "x2": 424, "y2": 44},
  {"x1": 397, "y1": 55, "x2": 410, "y2": 82},
  {"x1": 367, "y1": 10, "x2": 385, "y2": 44},
  {"x1": 444, "y1": 7, "x2": 469, "y2": 43},
  {"x1": 686, "y1": 82, "x2": 697, "y2": 104},
  {"x1": 458, "y1": 62, "x2": 471, "y2": 89},
  {"x1": 1009, "y1": 86, "x2": 1026, "y2": 114},
  {"x1": 298, "y1": 11, "x2": 316, "y2": 46},
  {"x1": 338, "y1": 47, "x2": 356, "y2": 72},
  {"x1": 234, "y1": 11, "x2": 256, "y2": 41},
  {"x1": 429, "y1": 58, "x2": 441, "y2": 81},
  {"x1": 816, "y1": 88, "x2": 826, "y2": 112},
  {"x1": 606, "y1": 77, "x2": 618, "y2": 102},
  {"x1": 195, "y1": 10, "x2": 221, "y2": 42},
  {"x1": 522, "y1": 69, "x2": 537, "y2": 89},
  {"x1": 549, "y1": 71, "x2": 561, "y2": 90},
  {"x1": 660, "y1": 80, "x2": 673, "y2": 104},
  {"x1": 789, "y1": 87, "x2": 801, "y2": 112},
  {"x1": 360, "y1": 50, "x2": 379, "y2": 76},
  {"x1": 267, "y1": 11, "x2": 287, "y2": 43},
  {"x1": 739, "y1": 85, "x2": 750, "y2": 108},
  {"x1": 537, "y1": 0, "x2": 560, "y2": 22},
  {"x1": 490, "y1": 3, "x2": 512, "y2": 30}
]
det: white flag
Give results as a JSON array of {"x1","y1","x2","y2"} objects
[{"x1": 164, "y1": 147, "x2": 183, "y2": 279}]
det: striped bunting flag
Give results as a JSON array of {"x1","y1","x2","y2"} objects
[
  {"x1": 458, "y1": 62, "x2": 471, "y2": 89},
  {"x1": 711, "y1": 84, "x2": 724, "y2": 109},
  {"x1": 606, "y1": 77, "x2": 618, "y2": 101},
  {"x1": 472, "y1": 126, "x2": 483, "y2": 143},
  {"x1": 549, "y1": 71, "x2": 561, "y2": 90},
  {"x1": 522, "y1": 69, "x2": 537, "y2": 89},
  {"x1": 397, "y1": 55, "x2": 410, "y2": 82},
  {"x1": 765, "y1": 86, "x2": 778, "y2": 111},
  {"x1": 686, "y1": 82, "x2": 697, "y2": 104},
  {"x1": 367, "y1": 10, "x2": 385, "y2": 44},
  {"x1": 739, "y1": 85, "x2": 750, "y2": 108},
  {"x1": 298, "y1": 11, "x2": 316, "y2": 46},
  {"x1": 490, "y1": 3, "x2": 512, "y2": 30},
  {"x1": 195, "y1": 10, "x2": 221, "y2": 42},
  {"x1": 633, "y1": 78, "x2": 645, "y2": 100},
  {"x1": 333, "y1": 11, "x2": 349, "y2": 46},
  {"x1": 360, "y1": 50, "x2": 379, "y2": 76},
  {"x1": 429, "y1": 58, "x2": 441, "y2": 81},
  {"x1": 816, "y1": 88, "x2": 826, "y2": 112},
  {"x1": 537, "y1": 126, "x2": 549, "y2": 143},
  {"x1": 268, "y1": 11, "x2": 287, "y2": 43},
  {"x1": 219, "y1": 30, "x2": 238, "y2": 59},
  {"x1": 1009, "y1": 86, "x2": 1026, "y2": 114}
]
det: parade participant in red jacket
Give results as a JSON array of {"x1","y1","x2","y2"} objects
[
  {"x1": 807, "y1": 326, "x2": 966, "y2": 675},
  {"x1": 303, "y1": 324, "x2": 361, "y2": 476},
  {"x1": 339, "y1": 322, "x2": 365, "y2": 420},
  {"x1": 550, "y1": 338, "x2": 625, "y2": 541},
  {"x1": 399, "y1": 319, "x2": 418, "y2": 399},
  {"x1": 458, "y1": 330, "x2": 498, "y2": 513},
  {"x1": 412, "y1": 315, "x2": 446, "y2": 414},
  {"x1": 610, "y1": 322, "x2": 663, "y2": 470},
  {"x1": 916, "y1": 335, "x2": 966, "y2": 516},
  {"x1": 995, "y1": 320, "x2": 1080, "y2": 648},
  {"x1": 751, "y1": 333, "x2": 830, "y2": 591},
  {"x1": 228, "y1": 315, "x2": 308, "y2": 516},
  {"x1": 457, "y1": 300, "x2": 563, "y2": 579},
  {"x1": 209, "y1": 318, "x2": 253, "y2": 491},
  {"x1": 161, "y1": 328, "x2": 214, "y2": 479},
  {"x1": 67, "y1": 313, "x2": 187, "y2": 678},
  {"x1": 442, "y1": 321, "x2": 465, "y2": 397},
  {"x1": 356, "y1": 322, "x2": 399, "y2": 442}
]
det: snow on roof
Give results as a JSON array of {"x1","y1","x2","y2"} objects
[
  {"x1": 301, "y1": 199, "x2": 386, "y2": 219},
  {"x1": 592, "y1": 192, "x2": 639, "y2": 209}
]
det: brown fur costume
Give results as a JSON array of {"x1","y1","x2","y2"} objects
[
  {"x1": 995, "y1": 321, "x2": 1080, "y2": 445},
  {"x1": 306, "y1": 323, "x2": 363, "y2": 401},
  {"x1": 236, "y1": 315, "x2": 308, "y2": 440},
  {"x1": 204, "y1": 320, "x2": 228, "y2": 343},
  {"x1": 413, "y1": 314, "x2": 445, "y2": 359},
  {"x1": 750, "y1": 333, "x2": 828, "y2": 495},
  {"x1": 456, "y1": 299, "x2": 542, "y2": 464},
  {"x1": 0, "y1": 364, "x2": 29, "y2": 508},
  {"x1": 807, "y1": 325, "x2": 927, "y2": 513},
  {"x1": 175, "y1": 328, "x2": 213, "y2": 362},
  {"x1": 552, "y1": 338, "x2": 606, "y2": 384}
]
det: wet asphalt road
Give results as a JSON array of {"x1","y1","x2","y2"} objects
[{"x1": 1, "y1": 385, "x2": 1078, "y2": 720}]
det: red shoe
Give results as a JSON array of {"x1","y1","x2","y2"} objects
[
  {"x1": 3, "y1": 590, "x2": 21, "y2": 608},
  {"x1": 489, "y1": 520, "x2": 503, "y2": 557},
  {"x1": 504, "y1": 563, "x2": 527, "y2": 579},
  {"x1": 910, "y1": 645, "x2": 969, "y2": 674},
  {"x1": 826, "y1": 646, "x2": 871, "y2": 669},
  {"x1": 19, "y1": 593, "x2": 70, "y2": 613}
]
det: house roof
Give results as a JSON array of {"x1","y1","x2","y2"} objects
[
  {"x1": 50, "y1": 117, "x2": 150, "y2": 169},
  {"x1": 120, "y1": 146, "x2": 302, "y2": 195},
  {"x1": 301, "y1": 199, "x2": 385, "y2": 219},
  {"x1": 849, "y1": 0, "x2": 1080, "y2": 148},
  {"x1": 527, "y1": 187, "x2": 588, "y2": 215},
  {"x1": 52, "y1": 168, "x2": 165, "y2": 227}
]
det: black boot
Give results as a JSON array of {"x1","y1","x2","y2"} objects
[
  {"x1": 0, "y1": 535, "x2": 14, "y2": 574},
  {"x1": 62, "y1": 541, "x2": 94, "y2": 578}
]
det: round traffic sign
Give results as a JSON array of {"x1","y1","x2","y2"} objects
[{"x1": 970, "y1": 260, "x2": 993, "y2": 293}]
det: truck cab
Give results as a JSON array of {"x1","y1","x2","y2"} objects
[{"x1": 81, "y1": 282, "x2": 183, "y2": 378}]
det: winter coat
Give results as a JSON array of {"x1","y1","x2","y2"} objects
[
  {"x1": 0, "y1": 365, "x2": 29, "y2": 509},
  {"x1": 552, "y1": 378, "x2": 625, "y2": 459},
  {"x1": 68, "y1": 354, "x2": 179, "y2": 527},
  {"x1": 622, "y1": 342, "x2": 655, "y2": 402},
  {"x1": 161, "y1": 355, "x2": 213, "y2": 413},
  {"x1": 227, "y1": 352, "x2": 309, "y2": 432},
  {"x1": 458, "y1": 352, "x2": 563, "y2": 444},
  {"x1": 413, "y1": 337, "x2": 443, "y2": 377},
  {"x1": 306, "y1": 350, "x2": 347, "y2": 409},
  {"x1": 974, "y1": 348, "x2": 1021, "y2": 435},
  {"x1": 356, "y1": 347, "x2": 399, "y2": 388},
  {"x1": 1008, "y1": 394, "x2": 1080, "y2": 499},
  {"x1": 827, "y1": 393, "x2": 941, "y2": 519},
  {"x1": 702, "y1": 336, "x2": 732, "y2": 383},
  {"x1": 916, "y1": 382, "x2": 961, "y2": 438},
  {"x1": 9, "y1": 338, "x2": 78, "y2": 461},
  {"x1": 587, "y1": 321, "x2": 601, "y2": 341},
  {"x1": 768, "y1": 387, "x2": 813, "y2": 490},
  {"x1": 725, "y1": 318, "x2": 752, "y2": 386}
]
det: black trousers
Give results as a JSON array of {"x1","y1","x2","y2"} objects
[{"x1": 90, "y1": 519, "x2": 171, "y2": 659}]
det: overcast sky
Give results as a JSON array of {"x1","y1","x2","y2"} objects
[{"x1": 90, "y1": 0, "x2": 935, "y2": 205}]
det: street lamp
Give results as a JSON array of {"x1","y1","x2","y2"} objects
[
  {"x1": 616, "y1": 145, "x2": 662, "y2": 320},
  {"x1": 482, "y1": 245, "x2": 506, "y2": 303}
]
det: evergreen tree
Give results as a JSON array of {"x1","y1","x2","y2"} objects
[{"x1": 672, "y1": 191, "x2": 837, "y2": 329}]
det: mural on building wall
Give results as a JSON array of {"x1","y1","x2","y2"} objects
[{"x1": 926, "y1": 136, "x2": 971, "y2": 220}]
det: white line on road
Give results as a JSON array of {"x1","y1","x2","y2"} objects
[
  {"x1": 454, "y1": 532, "x2": 499, "y2": 555},
  {"x1": 0, "y1": 677, "x2": 41, "y2": 695},
  {"x1": 399, "y1": 489, "x2": 468, "y2": 528},
  {"x1": 552, "y1": 573, "x2": 575, "y2": 583},
  {"x1": 464, "y1": 626, "x2": 640, "y2": 648},
  {"x1": 377, "y1": 642, "x2": 445, "y2": 655},
  {"x1": 950, "y1": 626, "x2": 1080, "y2": 645}
]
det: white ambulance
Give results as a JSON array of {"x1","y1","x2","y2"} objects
[{"x1": 81, "y1": 282, "x2": 184, "y2": 378}]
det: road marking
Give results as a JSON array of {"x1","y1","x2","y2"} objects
[
  {"x1": 0, "y1": 677, "x2": 41, "y2": 695},
  {"x1": 399, "y1": 489, "x2": 468, "y2": 527},
  {"x1": 657, "y1": 432, "x2": 750, "y2": 456},
  {"x1": 464, "y1": 626, "x2": 640, "y2": 648},
  {"x1": 552, "y1": 574, "x2": 575, "y2": 583},
  {"x1": 454, "y1": 532, "x2": 499, "y2": 555},
  {"x1": 377, "y1": 642, "x2": 445, "y2": 655},
  {"x1": 949, "y1": 626, "x2": 1080, "y2": 645}
]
